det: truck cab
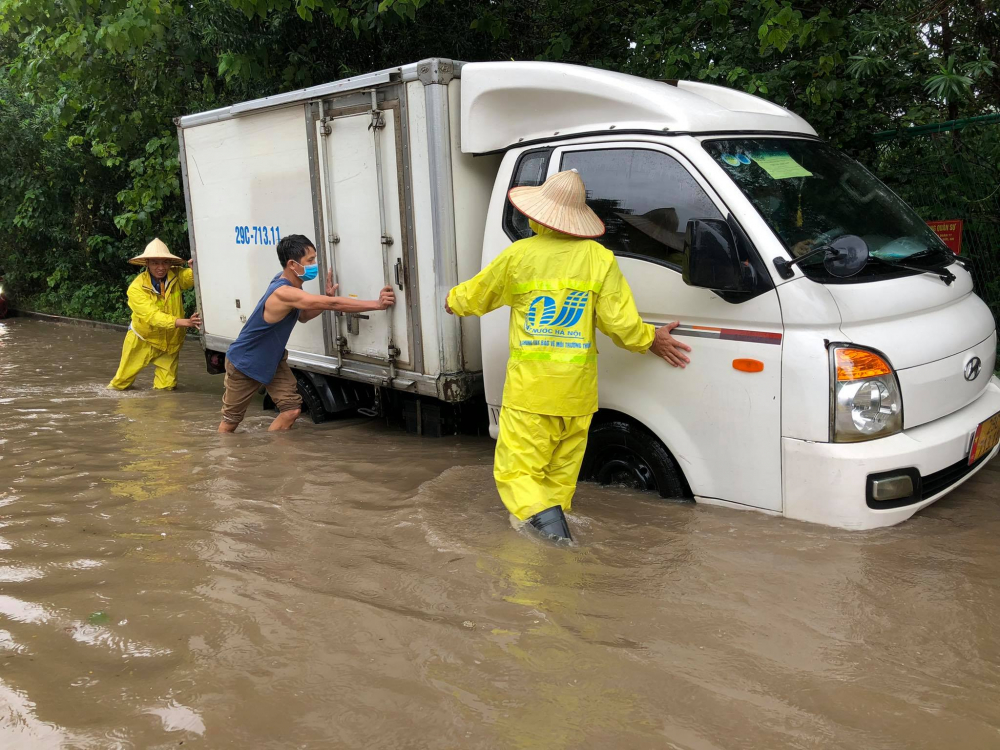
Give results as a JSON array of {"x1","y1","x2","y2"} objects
[{"x1": 464, "y1": 62, "x2": 1000, "y2": 529}]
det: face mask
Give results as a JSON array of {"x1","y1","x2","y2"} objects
[{"x1": 295, "y1": 262, "x2": 319, "y2": 282}]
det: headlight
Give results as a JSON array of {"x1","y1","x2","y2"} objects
[{"x1": 830, "y1": 345, "x2": 902, "y2": 442}]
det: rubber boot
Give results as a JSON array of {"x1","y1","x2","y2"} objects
[{"x1": 527, "y1": 506, "x2": 573, "y2": 542}]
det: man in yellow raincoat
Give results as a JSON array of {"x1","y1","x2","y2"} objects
[
  {"x1": 446, "y1": 170, "x2": 691, "y2": 542},
  {"x1": 108, "y1": 238, "x2": 201, "y2": 391}
]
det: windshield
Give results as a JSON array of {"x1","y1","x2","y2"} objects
[{"x1": 703, "y1": 138, "x2": 954, "y2": 283}]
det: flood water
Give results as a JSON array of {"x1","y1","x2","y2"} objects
[{"x1": 1, "y1": 317, "x2": 999, "y2": 749}]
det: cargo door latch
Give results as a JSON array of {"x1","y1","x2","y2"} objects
[{"x1": 342, "y1": 312, "x2": 369, "y2": 336}]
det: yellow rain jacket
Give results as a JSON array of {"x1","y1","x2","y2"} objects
[
  {"x1": 127, "y1": 267, "x2": 194, "y2": 352},
  {"x1": 448, "y1": 222, "x2": 655, "y2": 417}
]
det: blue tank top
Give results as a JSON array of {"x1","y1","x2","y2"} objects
[{"x1": 226, "y1": 274, "x2": 301, "y2": 384}]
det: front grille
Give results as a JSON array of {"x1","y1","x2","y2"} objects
[{"x1": 922, "y1": 453, "x2": 990, "y2": 498}]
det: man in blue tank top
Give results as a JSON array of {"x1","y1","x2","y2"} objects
[{"x1": 219, "y1": 234, "x2": 394, "y2": 433}]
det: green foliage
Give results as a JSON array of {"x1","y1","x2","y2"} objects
[
  {"x1": 862, "y1": 121, "x2": 1000, "y2": 364},
  {"x1": 0, "y1": 0, "x2": 997, "y2": 323},
  {"x1": 846, "y1": 55, "x2": 890, "y2": 80},
  {"x1": 926, "y1": 56, "x2": 974, "y2": 104},
  {"x1": 627, "y1": 1, "x2": 999, "y2": 146}
]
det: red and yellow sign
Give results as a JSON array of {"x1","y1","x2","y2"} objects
[{"x1": 927, "y1": 219, "x2": 964, "y2": 255}]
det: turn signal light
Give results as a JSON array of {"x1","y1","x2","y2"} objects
[
  {"x1": 732, "y1": 358, "x2": 764, "y2": 372},
  {"x1": 835, "y1": 348, "x2": 892, "y2": 381}
]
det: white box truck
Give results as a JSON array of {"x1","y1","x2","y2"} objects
[{"x1": 177, "y1": 58, "x2": 1000, "y2": 530}]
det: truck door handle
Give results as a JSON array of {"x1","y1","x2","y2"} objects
[{"x1": 394, "y1": 258, "x2": 403, "y2": 290}]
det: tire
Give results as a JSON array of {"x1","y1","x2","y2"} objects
[
  {"x1": 580, "y1": 420, "x2": 690, "y2": 500},
  {"x1": 294, "y1": 373, "x2": 330, "y2": 424}
]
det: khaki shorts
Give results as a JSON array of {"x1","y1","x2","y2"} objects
[{"x1": 221, "y1": 352, "x2": 303, "y2": 425}]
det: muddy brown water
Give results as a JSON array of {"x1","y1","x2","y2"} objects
[{"x1": 1, "y1": 317, "x2": 999, "y2": 749}]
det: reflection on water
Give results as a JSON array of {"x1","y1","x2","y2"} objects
[{"x1": 1, "y1": 317, "x2": 999, "y2": 749}]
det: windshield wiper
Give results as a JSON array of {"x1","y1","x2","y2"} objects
[
  {"x1": 904, "y1": 247, "x2": 953, "y2": 264},
  {"x1": 906, "y1": 246, "x2": 971, "y2": 270},
  {"x1": 870, "y1": 255, "x2": 956, "y2": 285}
]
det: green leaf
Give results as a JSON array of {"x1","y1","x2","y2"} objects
[
  {"x1": 924, "y1": 56, "x2": 973, "y2": 103},
  {"x1": 963, "y1": 59, "x2": 997, "y2": 78},
  {"x1": 847, "y1": 55, "x2": 889, "y2": 80}
]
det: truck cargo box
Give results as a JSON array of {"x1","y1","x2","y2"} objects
[{"x1": 177, "y1": 59, "x2": 500, "y2": 403}]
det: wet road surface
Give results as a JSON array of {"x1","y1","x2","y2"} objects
[{"x1": 1, "y1": 317, "x2": 999, "y2": 749}]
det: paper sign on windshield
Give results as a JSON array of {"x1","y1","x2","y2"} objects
[{"x1": 751, "y1": 153, "x2": 813, "y2": 180}]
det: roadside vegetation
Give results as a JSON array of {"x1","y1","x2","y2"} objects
[{"x1": 0, "y1": 0, "x2": 997, "y2": 323}]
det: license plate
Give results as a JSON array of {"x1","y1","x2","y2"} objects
[{"x1": 969, "y1": 411, "x2": 1000, "y2": 466}]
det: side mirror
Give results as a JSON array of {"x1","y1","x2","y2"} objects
[{"x1": 683, "y1": 218, "x2": 744, "y2": 292}]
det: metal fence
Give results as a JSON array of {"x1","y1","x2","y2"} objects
[{"x1": 859, "y1": 114, "x2": 1000, "y2": 364}]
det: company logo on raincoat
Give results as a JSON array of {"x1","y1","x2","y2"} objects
[{"x1": 525, "y1": 291, "x2": 589, "y2": 339}]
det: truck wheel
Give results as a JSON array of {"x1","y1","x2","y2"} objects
[
  {"x1": 581, "y1": 420, "x2": 689, "y2": 500},
  {"x1": 294, "y1": 373, "x2": 330, "y2": 425}
]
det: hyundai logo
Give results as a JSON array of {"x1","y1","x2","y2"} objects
[{"x1": 964, "y1": 356, "x2": 982, "y2": 382}]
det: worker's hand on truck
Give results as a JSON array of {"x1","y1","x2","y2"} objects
[
  {"x1": 175, "y1": 312, "x2": 202, "y2": 330},
  {"x1": 650, "y1": 321, "x2": 691, "y2": 368},
  {"x1": 377, "y1": 286, "x2": 395, "y2": 310}
]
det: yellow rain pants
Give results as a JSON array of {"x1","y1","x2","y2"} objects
[
  {"x1": 448, "y1": 221, "x2": 654, "y2": 520},
  {"x1": 109, "y1": 331, "x2": 179, "y2": 390},
  {"x1": 495, "y1": 409, "x2": 593, "y2": 520},
  {"x1": 108, "y1": 267, "x2": 194, "y2": 391}
]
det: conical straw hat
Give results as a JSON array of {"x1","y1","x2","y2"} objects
[
  {"x1": 129, "y1": 238, "x2": 185, "y2": 266},
  {"x1": 508, "y1": 169, "x2": 605, "y2": 238}
]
